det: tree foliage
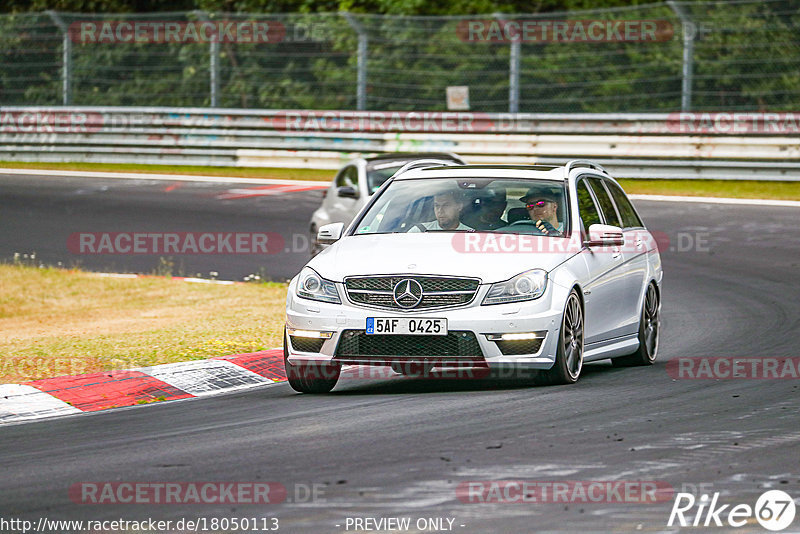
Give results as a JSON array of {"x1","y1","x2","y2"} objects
[
  {"x1": 2, "y1": 0, "x2": 653, "y2": 15},
  {"x1": 1, "y1": 1, "x2": 798, "y2": 112}
]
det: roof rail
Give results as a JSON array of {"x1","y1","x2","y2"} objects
[
  {"x1": 367, "y1": 152, "x2": 465, "y2": 163},
  {"x1": 392, "y1": 158, "x2": 464, "y2": 177},
  {"x1": 563, "y1": 160, "x2": 607, "y2": 179}
]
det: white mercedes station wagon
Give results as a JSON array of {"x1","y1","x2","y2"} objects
[
  {"x1": 284, "y1": 161, "x2": 662, "y2": 393},
  {"x1": 308, "y1": 152, "x2": 465, "y2": 256}
]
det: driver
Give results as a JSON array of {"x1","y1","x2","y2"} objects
[
  {"x1": 519, "y1": 188, "x2": 564, "y2": 235},
  {"x1": 410, "y1": 189, "x2": 472, "y2": 232}
]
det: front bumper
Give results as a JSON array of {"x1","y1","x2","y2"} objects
[{"x1": 285, "y1": 280, "x2": 564, "y2": 371}]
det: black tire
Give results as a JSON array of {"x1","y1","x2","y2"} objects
[
  {"x1": 612, "y1": 283, "x2": 660, "y2": 367},
  {"x1": 283, "y1": 329, "x2": 340, "y2": 393},
  {"x1": 539, "y1": 289, "x2": 584, "y2": 385}
]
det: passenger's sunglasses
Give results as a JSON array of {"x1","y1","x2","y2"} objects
[{"x1": 525, "y1": 200, "x2": 551, "y2": 209}]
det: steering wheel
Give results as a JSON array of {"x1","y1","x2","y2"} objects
[
  {"x1": 509, "y1": 219, "x2": 561, "y2": 236},
  {"x1": 406, "y1": 223, "x2": 428, "y2": 233}
]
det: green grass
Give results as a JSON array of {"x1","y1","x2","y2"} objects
[
  {"x1": 617, "y1": 179, "x2": 800, "y2": 201},
  {"x1": 2, "y1": 161, "x2": 799, "y2": 200},
  {"x1": 0, "y1": 264, "x2": 288, "y2": 383}
]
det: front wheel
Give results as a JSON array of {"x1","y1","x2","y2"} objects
[
  {"x1": 612, "y1": 283, "x2": 660, "y2": 367},
  {"x1": 283, "y1": 330, "x2": 340, "y2": 393},
  {"x1": 539, "y1": 289, "x2": 584, "y2": 385}
]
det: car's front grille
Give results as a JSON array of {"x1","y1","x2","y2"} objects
[
  {"x1": 344, "y1": 275, "x2": 480, "y2": 311},
  {"x1": 495, "y1": 338, "x2": 544, "y2": 356},
  {"x1": 334, "y1": 330, "x2": 484, "y2": 364}
]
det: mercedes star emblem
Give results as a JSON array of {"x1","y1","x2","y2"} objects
[{"x1": 392, "y1": 279, "x2": 423, "y2": 308}]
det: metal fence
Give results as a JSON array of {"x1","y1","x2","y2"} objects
[
  {"x1": 3, "y1": 107, "x2": 800, "y2": 180},
  {"x1": 1, "y1": 1, "x2": 799, "y2": 112}
]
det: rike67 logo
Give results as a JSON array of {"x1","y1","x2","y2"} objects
[{"x1": 668, "y1": 490, "x2": 796, "y2": 531}]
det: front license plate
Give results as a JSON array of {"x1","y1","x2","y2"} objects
[{"x1": 366, "y1": 317, "x2": 448, "y2": 336}]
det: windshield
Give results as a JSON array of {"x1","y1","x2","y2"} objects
[
  {"x1": 366, "y1": 164, "x2": 405, "y2": 194},
  {"x1": 353, "y1": 178, "x2": 569, "y2": 236},
  {"x1": 366, "y1": 158, "x2": 460, "y2": 193}
]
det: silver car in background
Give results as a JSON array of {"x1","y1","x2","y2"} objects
[
  {"x1": 285, "y1": 161, "x2": 663, "y2": 393},
  {"x1": 309, "y1": 152, "x2": 465, "y2": 255}
]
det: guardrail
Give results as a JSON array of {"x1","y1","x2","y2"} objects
[{"x1": 2, "y1": 107, "x2": 800, "y2": 180}]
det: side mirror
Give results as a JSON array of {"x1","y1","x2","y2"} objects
[
  {"x1": 585, "y1": 224, "x2": 624, "y2": 247},
  {"x1": 317, "y1": 222, "x2": 345, "y2": 244},
  {"x1": 336, "y1": 186, "x2": 359, "y2": 199}
]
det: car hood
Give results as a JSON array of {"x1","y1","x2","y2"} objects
[{"x1": 307, "y1": 233, "x2": 577, "y2": 284}]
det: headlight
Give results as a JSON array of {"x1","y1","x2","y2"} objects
[
  {"x1": 482, "y1": 269, "x2": 547, "y2": 305},
  {"x1": 296, "y1": 267, "x2": 341, "y2": 304}
]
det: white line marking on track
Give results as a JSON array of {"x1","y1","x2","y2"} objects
[
  {"x1": 216, "y1": 183, "x2": 327, "y2": 200},
  {"x1": 0, "y1": 168, "x2": 330, "y2": 187},
  {"x1": 93, "y1": 273, "x2": 240, "y2": 285},
  {"x1": 2, "y1": 168, "x2": 796, "y2": 206},
  {"x1": 629, "y1": 194, "x2": 800, "y2": 207}
]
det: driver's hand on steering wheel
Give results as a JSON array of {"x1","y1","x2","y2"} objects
[{"x1": 535, "y1": 219, "x2": 559, "y2": 235}]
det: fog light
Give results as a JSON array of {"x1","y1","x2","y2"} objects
[
  {"x1": 287, "y1": 328, "x2": 334, "y2": 339},
  {"x1": 485, "y1": 332, "x2": 545, "y2": 341}
]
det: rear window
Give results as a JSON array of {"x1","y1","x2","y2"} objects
[
  {"x1": 366, "y1": 157, "x2": 462, "y2": 193},
  {"x1": 605, "y1": 181, "x2": 644, "y2": 228},
  {"x1": 587, "y1": 178, "x2": 621, "y2": 227},
  {"x1": 366, "y1": 162, "x2": 406, "y2": 193}
]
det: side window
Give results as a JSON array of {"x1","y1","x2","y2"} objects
[
  {"x1": 577, "y1": 179, "x2": 602, "y2": 230},
  {"x1": 605, "y1": 181, "x2": 644, "y2": 228},
  {"x1": 335, "y1": 165, "x2": 359, "y2": 188},
  {"x1": 588, "y1": 177, "x2": 621, "y2": 227}
]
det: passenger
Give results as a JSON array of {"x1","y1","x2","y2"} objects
[
  {"x1": 465, "y1": 186, "x2": 507, "y2": 230},
  {"x1": 519, "y1": 188, "x2": 564, "y2": 235},
  {"x1": 410, "y1": 189, "x2": 472, "y2": 231}
]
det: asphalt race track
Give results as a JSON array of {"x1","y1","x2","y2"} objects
[
  {"x1": 1, "y1": 173, "x2": 799, "y2": 533},
  {"x1": 0, "y1": 173, "x2": 323, "y2": 281}
]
